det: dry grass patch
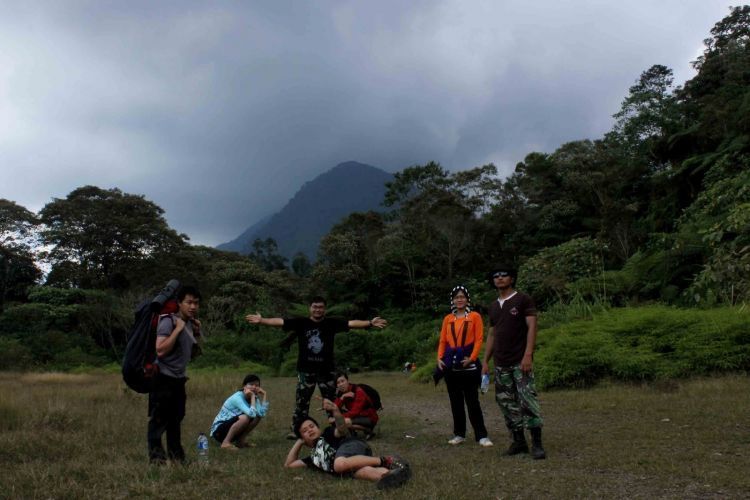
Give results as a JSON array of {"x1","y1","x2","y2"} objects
[{"x1": 0, "y1": 371, "x2": 747, "y2": 499}]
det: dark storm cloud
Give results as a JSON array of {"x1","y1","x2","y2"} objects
[{"x1": 0, "y1": 1, "x2": 732, "y2": 244}]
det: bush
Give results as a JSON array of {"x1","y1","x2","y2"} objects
[
  {"x1": 536, "y1": 305, "x2": 750, "y2": 389},
  {"x1": 519, "y1": 237, "x2": 606, "y2": 306},
  {"x1": 0, "y1": 338, "x2": 34, "y2": 370}
]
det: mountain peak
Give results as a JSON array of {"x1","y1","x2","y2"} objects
[{"x1": 217, "y1": 161, "x2": 393, "y2": 258}]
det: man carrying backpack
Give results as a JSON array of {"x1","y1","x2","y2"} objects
[
  {"x1": 333, "y1": 372, "x2": 380, "y2": 439},
  {"x1": 148, "y1": 285, "x2": 202, "y2": 465}
]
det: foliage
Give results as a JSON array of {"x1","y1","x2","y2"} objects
[
  {"x1": 0, "y1": 286, "x2": 130, "y2": 368},
  {"x1": 683, "y1": 168, "x2": 750, "y2": 304},
  {"x1": 518, "y1": 237, "x2": 606, "y2": 306},
  {"x1": 535, "y1": 305, "x2": 750, "y2": 389},
  {"x1": 248, "y1": 237, "x2": 288, "y2": 271},
  {"x1": 39, "y1": 186, "x2": 187, "y2": 288},
  {"x1": 0, "y1": 199, "x2": 41, "y2": 310}
]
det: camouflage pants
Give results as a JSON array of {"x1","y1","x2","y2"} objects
[
  {"x1": 293, "y1": 371, "x2": 337, "y2": 427},
  {"x1": 494, "y1": 365, "x2": 543, "y2": 431}
]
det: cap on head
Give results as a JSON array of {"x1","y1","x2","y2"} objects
[{"x1": 488, "y1": 264, "x2": 517, "y2": 288}]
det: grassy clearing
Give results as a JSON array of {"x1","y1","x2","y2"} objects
[{"x1": 0, "y1": 371, "x2": 748, "y2": 499}]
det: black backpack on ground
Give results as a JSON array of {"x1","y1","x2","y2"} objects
[
  {"x1": 354, "y1": 383, "x2": 383, "y2": 411},
  {"x1": 122, "y1": 279, "x2": 180, "y2": 393}
]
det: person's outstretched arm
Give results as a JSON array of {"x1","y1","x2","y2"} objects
[
  {"x1": 284, "y1": 439, "x2": 306, "y2": 468},
  {"x1": 347, "y1": 317, "x2": 387, "y2": 330},
  {"x1": 245, "y1": 313, "x2": 284, "y2": 327}
]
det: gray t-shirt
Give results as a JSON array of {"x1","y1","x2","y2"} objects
[{"x1": 156, "y1": 314, "x2": 195, "y2": 378}]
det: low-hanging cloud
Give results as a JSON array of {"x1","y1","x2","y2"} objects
[{"x1": 0, "y1": 0, "x2": 731, "y2": 245}]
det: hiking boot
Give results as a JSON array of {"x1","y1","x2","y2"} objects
[
  {"x1": 376, "y1": 466, "x2": 411, "y2": 490},
  {"x1": 530, "y1": 427, "x2": 546, "y2": 460},
  {"x1": 504, "y1": 429, "x2": 529, "y2": 456},
  {"x1": 447, "y1": 435, "x2": 466, "y2": 445}
]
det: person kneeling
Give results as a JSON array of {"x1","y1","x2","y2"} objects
[
  {"x1": 210, "y1": 374, "x2": 269, "y2": 449},
  {"x1": 332, "y1": 372, "x2": 379, "y2": 439},
  {"x1": 284, "y1": 399, "x2": 410, "y2": 490}
]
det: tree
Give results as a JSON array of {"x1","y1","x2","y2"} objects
[
  {"x1": 39, "y1": 186, "x2": 186, "y2": 288},
  {"x1": 612, "y1": 64, "x2": 680, "y2": 168},
  {"x1": 0, "y1": 199, "x2": 41, "y2": 310},
  {"x1": 248, "y1": 237, "x2": 288, "y2": 271},
  {"x1": 291, "y1": 252, "x2": 312, "y2": 277},
  {"x1": 312, "y1": 211, "x2": 385, "y2": 305},
  {"x1": 382, "y1": 162, "x2": 500, "y2": 284}
]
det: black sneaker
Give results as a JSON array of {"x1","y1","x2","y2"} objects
[{"x1": 376, "y1": 466, "x2": 411, "y2": 490}]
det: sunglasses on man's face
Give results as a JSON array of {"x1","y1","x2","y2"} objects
[{"x1": 493, "y1": 271, "x2": 510, "y2": 278}]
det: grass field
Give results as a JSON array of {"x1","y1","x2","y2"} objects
[{"x1": 0, "y1": 371, "x2": 748, "y2": 499}]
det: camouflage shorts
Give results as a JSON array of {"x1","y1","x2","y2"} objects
[
  {"x1": 494, "y1": 364, "x2": 543, "y2": 431},
  {"x1": 293, "y1": 371, "x2": 337, "y2": 426}
]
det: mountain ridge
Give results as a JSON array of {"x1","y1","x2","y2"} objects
[{"x1": 217, "y1": 161, "x2": 393, "y2": 259}]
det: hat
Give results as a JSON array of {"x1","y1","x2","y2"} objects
[{"x1": 488, "y1": 264, "x2": 517, "y2": 288}]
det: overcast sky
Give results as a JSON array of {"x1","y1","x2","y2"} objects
[{"x1": 0, "y1": 1, "x2": 733, "y2": 245}]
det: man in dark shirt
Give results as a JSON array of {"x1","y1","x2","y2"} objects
[
  {"x1": 482, "y1": 265, "x2": 546, "y2": 459},
  {"x1": 148, "y1": 285, "x2": 202, "y2": 464},
  {"x1": 245, "y1": 296, "x2": 386, "y2": 436}
]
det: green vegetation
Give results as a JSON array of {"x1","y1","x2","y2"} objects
[
  {"x1": 1, "y1": 372, "x2": 748, "y2": 498},
  {"x1": 536, "y1": 305, "x2": 750, "y2": 389}
]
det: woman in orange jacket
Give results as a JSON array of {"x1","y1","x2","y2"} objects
[{"x1": 437, "y1": 285, "x2": 493, "y2": 447}]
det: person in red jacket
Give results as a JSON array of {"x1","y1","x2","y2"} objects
[
  {"x1": 437, "y1": 285, "x2": 493, "y2": 447},
  {"x1": 332, "y1": 372, "x2": 379, "y2": 439}
]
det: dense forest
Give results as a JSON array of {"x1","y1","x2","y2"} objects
[{"x1": 1, "y1": 8, "x2": 749, "y2": 384}]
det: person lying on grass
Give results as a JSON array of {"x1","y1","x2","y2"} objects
[
  {"x1": 284, "y1": 398, "x2": 411, "y2": 490},
  {"x1": 209, "y1": 374, "x2": 269, "y2": 449}
]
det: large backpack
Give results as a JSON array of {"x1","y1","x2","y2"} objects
[
  {"x1": 355, "y1": 383, "x2": 383, "y2": 412},
  {"x1": 122, "y1": 279, "x2": 180, "y2": 393}
]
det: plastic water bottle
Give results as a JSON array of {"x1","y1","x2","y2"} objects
[
  {"x1": 197, "y1": 432, "x2": 209, "y2": 463},
  {"x1": 480, "y1": 374, "x2": 490, "y2": 394}
]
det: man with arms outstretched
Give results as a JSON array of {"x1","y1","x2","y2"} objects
[{"x1": 245, "y1": 296, "x2": 386, "y2": 437}]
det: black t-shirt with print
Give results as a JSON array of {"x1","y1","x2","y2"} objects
[
  {"x1": 283, "y1": 317, "x2": 349, "y2": 373},
  {"x1": 488, "y1": 292, "x2": 537, "y2": 366}
]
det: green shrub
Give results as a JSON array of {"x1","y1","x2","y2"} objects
[
  {"x1": 536, "y1": 305, "x2": 750, "y2": 389},
  {"x1": 519, "y1": 237, "x2": 606, "y2": 306},
  {"x1": 0, "y1": 338, "x2": 34, "y2": 370},
  {"x1": 50, "y1": 347, "x2": 110, "y2": 369}
]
